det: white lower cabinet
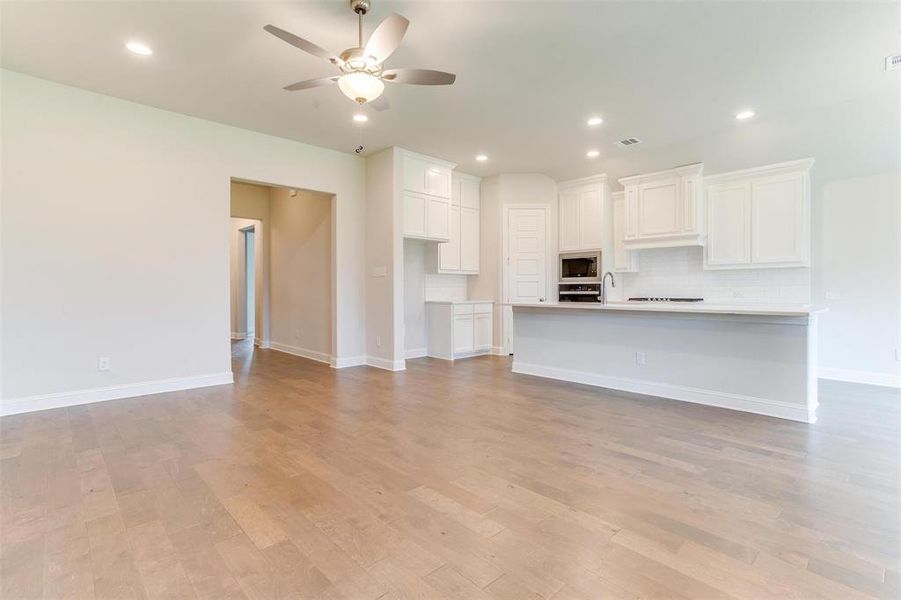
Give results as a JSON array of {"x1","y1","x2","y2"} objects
[{"x1": 426, "y1": 302, "x2": 493, "y2": 360}]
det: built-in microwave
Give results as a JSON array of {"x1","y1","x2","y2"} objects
[{"x1": 560, "y1": 251, "x2": 601, "y2": 282}]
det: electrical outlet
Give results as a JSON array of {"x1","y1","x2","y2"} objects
[
  {"x1": 97, "y1": 357, "x2": 110, "y2": 371},
  {"x1": 376, "y1": 335, "x2": 382, "y2": 347},
  {"x1": 635, "y1": 351, "x2": 646, "y2": 366}
]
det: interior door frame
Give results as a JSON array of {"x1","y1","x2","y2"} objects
[{"x1": 501, "y1": 203, "x2": 553, "y2": 356}]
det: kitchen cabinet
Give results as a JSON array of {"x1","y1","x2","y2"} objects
[
  {"x1": 402, "y1": 150, "x2": 454, "y2": 241},
  {"x1": 430, "y1": 173, "x2": 480, "y2": 274},
  {"x1": 611, "y1": 192, "x2": 639, "y2": 272},
  {"x1": 619, "y1": 163, "x2": 704, "y2": 249},
  {"x1": 704, "y1": 158, "x2": 813, "y2": 270},
  {"x1": 426, "y1": 302, "x2": 494, "y2": 360},
  {"x1": 558, "y1": 175, "x2": 608, "y2": 252}
]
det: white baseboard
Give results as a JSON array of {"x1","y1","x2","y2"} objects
[
  {"x1": 366, "y1": 356, "x2": 406, "y2": 371},
  {"x1": 491, "y1": 346, "x2": 507, "y2": 356},
  {"x1": 819, "y1": 367, "x2": 901, "y2": 389},
  {"x1": 1, "y1": 371, "x2": 234, "y2": 417},
  {"x1": 330, "y1": 355, "x2": 366, "y2": 369},
  {"x1": 268, "y1": 342, "x2": 330, "y2": 365},
  {"x1": 405, "y1": 348, "x2": 427, "y2": 359},
  {"x1": 512, "y1": 361, "x2": 815, "y2": 423},
  {"x1": 231, "y1": 332, "x2": 247, "y2": 340}
]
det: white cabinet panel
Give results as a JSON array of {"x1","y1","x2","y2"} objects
[
  {"x1": 474, "y1": 313, "x2": 492, "y2": 351},
  {"x1": 403, "y1": 156, "x2": 428, "y2": 194},
  {"x1": 558, "y1": 190, "x2": 580, "y2": 252},
  {"x1": 612, "y1": 195, "x2": 638, "y2": 272},
  {"x1": 578, "y1": 188, "x2": 603, "y2": 250},
  {"x1": 426, "y1": 166, "x2": 451, "y2": 199},
  {"x1": 453, "y1": 313, "x2": 474, "y2": 354},
  {"x1": 460, "y1": 178, "x2": 480, "y2": 209},
  {"x1": 638, "y1": 180, "x2": 680, "y2": 236},
  {"x1": 403, "y1": 191, "x2": 427, "y2": 238},
  {"x1": 427, "y1": 197, "x2": 450, "y2": 240},
  {"x1": 751, "y1": 174, "x2": 805, "y2": 264},
  {"x1": 706, "y1": 182, "x2": 751, "y2": 266},
  {"x1": 439, "y1": 205, "x2": 461, "y2": 271},
  {"x1": 460, "y1": 207, "x2": 479, "y2": 273},
  {"x1": 624, "y1": 186, "x2": 638, "y2": 239}
]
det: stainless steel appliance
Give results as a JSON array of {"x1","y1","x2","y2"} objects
[
  {"x1": 627, "y1": 297, "x2": 704, "y2": 302},
  {"x1": 558, "y1": 282, "x2": 600, "y2": 302},
  {"x1": 559, "y1": 251, "x2": 601, "y2": 282}
]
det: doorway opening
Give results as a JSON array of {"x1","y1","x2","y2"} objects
[{"x1": 241, "y1": 225, "x2": 256, "y2": 339}]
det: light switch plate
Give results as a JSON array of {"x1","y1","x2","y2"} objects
[{"x1": 372, "y1": 266, "x2": 387, "y2": 278}]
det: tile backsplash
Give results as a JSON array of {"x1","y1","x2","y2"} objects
[
  {"x1": 424, "y1": 273, "x2": 468, "y2": 301},
  {"x1": 619, "y1": 246, "x2": 810, "y2": 303}
]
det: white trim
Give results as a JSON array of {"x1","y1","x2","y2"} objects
[
  {"x1": 366, "y1": 356, "x2": 406, "y2": 371},
  {"x1": 491, "y1": 345, "x2": 507, "y2": 356},
  {"x1": 231, "y1": 332, "x2": 247, "y2": 340},
  {"x1": 330, "y1": 355, "x2": 367, "y2": 369},
  {"x1": 268, "y1": 342, "x2": 331, "y2": 364},
  {"x1": 512, "y1": 361, "x2": 816, "y2": 423},
  {"x1": 1, "y1": 372, "x2": 234, "y2": 417},
  {"x1": 703, "y1": 158, "x2": 815, "y2": 185},
  {"x1": 405, "y1": 347, "x2": 428, "y2": 359},
  {"x1": 558, "y1": 173, "x2": 609, "y2": 188},
  {"x1": 819, "y1": 367, "x2": 901, "y2": 389}
]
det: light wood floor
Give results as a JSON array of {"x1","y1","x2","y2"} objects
[{"x1": 1, "y1": 341, "x2": 899, "y2": 599}]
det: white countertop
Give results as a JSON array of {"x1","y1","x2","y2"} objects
[
  {"x1": 509, "y1": 301, "x2": 825, "y2": 317},
  {"x1": 425, "y1": 300, "x2": 494, "y2": 305}
]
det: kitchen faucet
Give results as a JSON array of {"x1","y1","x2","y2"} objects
[{"x1": 600, "y1": 271, "x2": 615, "y2": 304}]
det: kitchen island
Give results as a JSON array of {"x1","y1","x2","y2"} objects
[{"x1": 509, "y1": 301, "x2": 826, "y2": 423}]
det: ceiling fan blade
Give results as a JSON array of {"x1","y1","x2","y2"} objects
[
  {"x1": 283, "y1": 76, "x2": 339, "y2": 91},
  {"x1": 363, "y1": 13, "x2": 409, "y2": 64},
  {"x1": 382, "y1": 69, "x2": 456, "y2": 85},
  {"x1": 264, "y1": 24, "x2": 340, "y2": 64}
]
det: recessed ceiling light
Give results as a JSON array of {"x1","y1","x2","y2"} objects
[
  {"x1": 475, "y1": 154, "x2": 488, "y2": 162},
  {"x1": 586, "y1": 149, "x2": 600, "y2": 158},
  {"x1": 352, "y1": 113, "x2": 368, "y2": 123},
  {"x1": 587, "y1": 116, "x2": 603, "y2": 126},
  {"x1": 735, "y1": 110, "x2": 755, "y2": 120},
  {"x1": 126, "y1": 42, "x2": 153, "y2": 56}
]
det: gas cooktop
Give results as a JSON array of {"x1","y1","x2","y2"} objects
[{"x1": 628, "y1": 297, "x2": 704, "y2": 303}]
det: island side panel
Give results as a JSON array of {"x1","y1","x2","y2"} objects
[{"x1": 510, "y1": 306, "x2": 817, "y2": 423}]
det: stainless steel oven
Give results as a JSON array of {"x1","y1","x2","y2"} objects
[{"x1": 559, "y1": 251, "x2": 601, "y2": 283}]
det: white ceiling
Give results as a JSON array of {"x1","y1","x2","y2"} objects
[{"x1": 2, "y1": 1, "x2": 898, "y2": 183}]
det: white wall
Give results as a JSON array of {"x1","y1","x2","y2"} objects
[
  {"x1": 0, "y1": 70, "x2": 366, "y2": 412},
  {"x1": 269, "y1": 187, "x2": 333, "y2": 361},
  {"x1": 814, "y1": 172, "x2": 901, "y2": 386}
]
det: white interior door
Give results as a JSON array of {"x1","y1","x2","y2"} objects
[{"x1": 503, "y1": 207, "x2": 549, "y2": 354}]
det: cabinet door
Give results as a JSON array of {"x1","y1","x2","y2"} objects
[
  {"x1": 453, "y1": 314, "x2": 474, "y2": 354},
  {"x1": 613, "y1": 196, "x2": 637, "y2": 272},
  {"x1": 460, "y1": 207, "x2": 479, "y2": 273},
  {"x1": 638, "y1": 179, "x2": 680, "y2": 237},
  {"x1": 439, "y1": 205, "x2": 461, "y2": 271},
  {"x1": 706, "y1": 182, "x2": 751, "y2": 266},
  {"x1": 426, "y1": 165, "x2": 451, "y2": 199},
  {"x1": 578, "y1": 187, "x2": 603, "y2": 250},
  {"x1": 558, "y1": 190, "x2": 580, "y2": 251},
  {"x1": 403, "y1": 192, "x2": 427, "y2": 238},
  {"x1": 460, "y1": 178, "x2": 480, "y2": 209},
  {"x1": 624, "y1": 185, "x2": 639, "y2": 239},
  {"x1": 426, "y1": 197, "x2": 450, "y2": 241},
  {"x1": 682, "y1": 175, "x2": 699, "y2": 233},
  {"x1": 403, "y1": 156, "x2": 428, "y2": 194},
  {"x1": 473, "y1": 313, "x2": 492, "y2": 351},
  {"x1": 751, "y1": 173, "x2": 806, "y2": 265},
  {"x1": 451, "y1": 176, "x2": 462, "y2": 206}
]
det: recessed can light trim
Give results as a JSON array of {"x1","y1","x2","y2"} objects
[
  {"x1": 475, "y1": 154, "x2": 488, "y2": 162},
  {"x1": 126, "y1": 42, "x2": 153, "y2": 56},
  {"x1": 352, "y1": 113, "x2": 369, "y2": 123},
  {"x1": 586, "y1": 149, "x2": 600, "y2": 158},
  {"x1": 587, "y1": 116, "x2": 603, "y2": 126},
  {"x1": 735, "y1": 110, "x2": 755, "y2": 120}
]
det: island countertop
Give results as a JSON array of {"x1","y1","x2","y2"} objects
[{"x1": 509, "y1": 301, "x2": 826, "y2": 318}]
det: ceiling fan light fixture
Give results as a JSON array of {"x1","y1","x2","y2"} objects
[{"x1": 338, "y1": 71, "x2": 384, "y2": 104}]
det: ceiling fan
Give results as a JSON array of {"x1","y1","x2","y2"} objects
[{"x1": 264, "y1": 0, "x2": 456, "y2": 105}]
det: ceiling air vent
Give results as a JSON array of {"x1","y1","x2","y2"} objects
[
  {"x1": 615, "y1": 137, "x2": 642, "y2": 148},
  {"x1": 886, "y1": 54, "x2": 901, "y2": 71}
]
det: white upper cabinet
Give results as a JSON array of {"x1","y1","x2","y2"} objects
[
  {"x1": 704, "y1": 158, "x2": 813, "y2": 270},
  {"x1": 558, "y1": 175, "x2": 608, "y2": 252},
  {"x1": 402, "y1": 150, "x2": 455, "y2": 241},
  {"x1": 612, "y1": 192, "x2": 638, "y2": 272},
  {"x1": 431, "y1": 172, "x2": 480, "y2": 274},
  {"x1": 618, "y1": 163, "x2": 704, "y2": 249}
]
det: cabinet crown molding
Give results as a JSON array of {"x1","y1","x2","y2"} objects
[
  {"x1": 618, "y1": 163, "x2": 703, "y2": 186},
  {"x1": 557, "y1": 173, "x2": 608, "y2": 188},
  {"x1": 398, "y1": 147, "x2": 458, "y2": 169},
  {"x1": 703, "y1": 158, "x2": 815, "y2": 185},
  {"x1": 454, "y1": 171, "x2": 482, "y2": 182}
]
